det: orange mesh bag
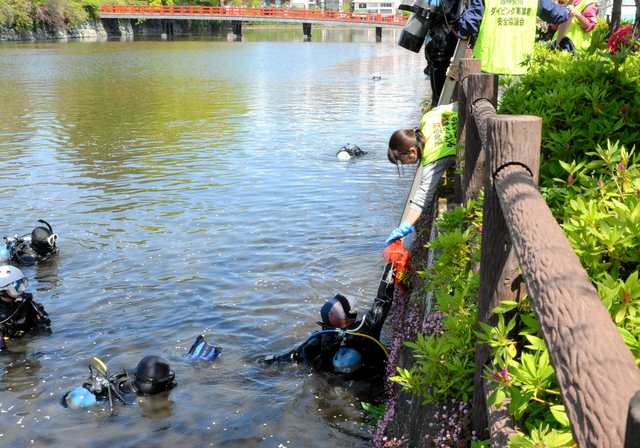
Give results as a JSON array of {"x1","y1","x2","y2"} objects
[{"x1": 383, "y1": 240, "x2": 412, "y2": 295}]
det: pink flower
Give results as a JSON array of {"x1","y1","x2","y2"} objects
[
  {"x1": 607, "y1": 26, "x2": 634, "y2": 54},
  {"x1": 491, "y1": 365, "x2": 510, "y2": 383},
  {"x1": 619, "y1": 163, "x2": 625, "y2": 171},
  {"x1": 477, "y1": 225, "x2": 483, "y2": 233},
  {"x1": 567, "y1": 174, "x2": 573, "y2": 183}
]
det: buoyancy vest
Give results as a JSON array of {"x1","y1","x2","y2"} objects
[
  {"x1": 553, "y1": 0, "x2": 595, "y2": 51},
  {"x1": 473, "y1": 0, "x2": 539, "y2": 74},
  {"x1": 420, "y1": 105, "x2": 459, "y2": 166}
]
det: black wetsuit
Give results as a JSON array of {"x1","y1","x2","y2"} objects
[
  {"x1": 10, "y1": 241, "x2": 57, "y2": 265},
  {"x1": 0, "y1": 293, "x2": 50, "y2": 351},
  {"x1": 272, "y1": 263, "x2": 395, "y2": 382}
]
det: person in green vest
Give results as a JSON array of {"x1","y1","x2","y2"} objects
[
  {"x1": 385, "y1": 104, "x2": 458, "y2": 245},
  {"x1": 549, "y1": 0, "x2": 598, "y2": 52},
  {"x1": 457, "y1": 0, "x2": 570, "y2": 75}
]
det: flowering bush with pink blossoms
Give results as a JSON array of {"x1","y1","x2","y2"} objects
[{"x1": 606, "y1": 25, "x2": 640, "y2": 55}]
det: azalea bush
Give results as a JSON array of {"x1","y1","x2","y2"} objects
[
  {"x1": 479, "y1": 301, "x2": 574, "y2": 446},
  {"x1": 1, "y1": 0, "x2": 97, "y2": 29},
  {"x1": 501, "y1": 46, "x2": 640, "y2": 185},
  {"x1": 390, "y1": 47, "x2": 640, "y2": 447},
  {"x1": 389, "y1": 196, "x2": 483, "y2": 447},
  {"x1": 489, "y1": 46, "x2": 640, "y2": 446},
  {"x1": 0, "y1": 0, "x2": 150, "y2": 29},
  {"x1": 607, "y1": 25, "x2": 640, "y2": 54}
]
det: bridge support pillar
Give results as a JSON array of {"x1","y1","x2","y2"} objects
[
  {"x1": 164, "y1": 21, "x2": 174, "y2": 36},
  {"x1": 375, "y1": 26, "x2": 382, "y2": 41},
  {"x1": 302, "y1": 23, "x2": 312, "y2": 39},
  {"x1": 232, "y1": 20, "x2": 242, "y2": 38}
]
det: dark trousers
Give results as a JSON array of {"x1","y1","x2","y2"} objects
[{"x1": 425, "y1": 25, "x2": 458, "y2": 108}]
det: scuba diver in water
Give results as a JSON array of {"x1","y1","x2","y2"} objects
[
  {"x1": 261, "y1": 263, "x2": 395, "y2": 385},
  {"x1": 62, "y1": 355, "x2": 177, "y2": 410},
  {"x1": 4, "y1": 220, "x2": 59, "y2": 265},
  {"x1": 0, "y1": 265, "x2": 51, "y2": 354},
  {"x1": 336, "y1": 143, "x2": 368, "y2": 161}
]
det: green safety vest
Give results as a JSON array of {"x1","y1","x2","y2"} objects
[
  {"x1": 553, "y1": 0, "x2": 595, "y2": 51},
  {"x1": 420, "y1": 109, "x2": 458, "y2": 166},
  {"x1": 473, "y1": 0, "x2": 539, "y2": 75}
]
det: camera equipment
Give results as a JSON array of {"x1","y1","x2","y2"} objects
[{"x1": 397, "y1": 0, "x2": 440, "y2": 53}]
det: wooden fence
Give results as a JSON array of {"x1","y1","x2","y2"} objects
[{"x1": 455, "y1": 59, "x2": 640, "y2": 447}]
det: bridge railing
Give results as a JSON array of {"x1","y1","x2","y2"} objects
[{"x1": 100, "y1": 5, "x2": 408, "y2": 24}]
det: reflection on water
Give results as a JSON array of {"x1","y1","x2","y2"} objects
[{"x1": 0, "y1": 28, "x2": 428, "y2": 447}]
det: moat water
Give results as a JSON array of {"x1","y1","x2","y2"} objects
[{"x1": 0, "y1": 28, "x2": 428, "y2": 447}]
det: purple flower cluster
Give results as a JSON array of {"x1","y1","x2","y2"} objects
[
  {"x1": 372, "y1": 285, "x2": 411, "y2": 447},
  {"x1": 425, "y1": 400, "x2": 476, "y2": 447},
  {"x1": 423, "y1": 310, "x2": 444, "y2": 337},
  {"x1": 373, "y1": 211, "x2": 463, "y2": 447},
  {"x1": 28, "y1": 2, "x2": 69, "y2": 29},
  {"x1": 408, "y1": 213, "x2": 434, "y2": 272}
]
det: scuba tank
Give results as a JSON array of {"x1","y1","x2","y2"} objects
[
  {"x1": 61, "y1": 358, "x2": 129, "y2": 412},
  {"x1": 62, "y1": 386, "x2": 98, "y2": 409},
  {"x1": 0, "y1": 246, "x2": 9, "y2": 266},
  {"x1": 333, "y1": 348, "x2": 363, "y2": 373}
]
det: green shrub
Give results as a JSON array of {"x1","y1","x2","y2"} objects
[
  {"x1": 390, "y1": 196, "x2": 483, "y2": 404},
  {"x1": 0, "y1": 0, "x2": 13, "y2": 27},
  {"x1": 6, "y1": 0, "x2": 33, "y2": 29},
  {"x1": 395, "y1": 50, "x2": 640, "y2": 447},
  {"x1": 500, "y1": 47, "x2": 640, "y2": 186}
]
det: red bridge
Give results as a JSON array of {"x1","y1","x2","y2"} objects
[{"x1": 100, "y1": 5, "x2": 408, "y2": 37}]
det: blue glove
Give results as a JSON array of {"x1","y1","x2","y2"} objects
[{"x1": 385, "y1": 220, "x2": 414, "y2": 245}]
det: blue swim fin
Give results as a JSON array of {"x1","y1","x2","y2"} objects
[{"x1": 185, "y1": 335, "x2": 222, "y2": 361}]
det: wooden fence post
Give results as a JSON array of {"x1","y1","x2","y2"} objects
[
  {"x1": 471, "y1": 112, "x2": 534, "y2": 439},
  {"x1": 454, "y1": 59, "x2": 481, "y2": 204},
  {"x1": 626, "y1": 391, "x2": 640, "y2": 448},
  {"x1": 490, "y1": 114, "x2": 640, "y2": 447},
  {"x1": 462, "y1": 72, "x2": 498, "y2": 204}
]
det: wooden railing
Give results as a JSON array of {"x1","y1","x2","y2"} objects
[
  {"x1": 100, "y1": 5, "x2": 408, "y2": 25},
  {"x1": 457, "y1": 60, "x2": 640, "y2": 447}
]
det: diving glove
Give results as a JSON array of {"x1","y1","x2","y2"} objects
[{"x1": 385, "y1": 220, "x2": 414, "y2": 245}]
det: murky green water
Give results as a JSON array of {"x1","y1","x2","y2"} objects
[{"x1": 0, "y1": 28, "x2": 428, "y2": 447}]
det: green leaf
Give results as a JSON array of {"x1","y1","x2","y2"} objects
[
  {"x1": 524, "y1": 334, "x2": 546, "y2": 350},
  {"x1": 550, "y1": 405, "x2": 571, "y2": 427},
  {"x1": 494, "y1": 388, "x2": 507, "y2": 409}
]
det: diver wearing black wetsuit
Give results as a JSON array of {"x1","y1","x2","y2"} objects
[
  {"x1": 264, "y1": 263, "x2": 395, "y2": 384},
  {"x1": 0, "y1": 266, "x2": 50, "y2": 353},
  {"x1": 6, "y1": 220, "x2": 58, "y2": 266},
  {"x1": 62, "y1": 356, "x2": 176, "y2": 410}
]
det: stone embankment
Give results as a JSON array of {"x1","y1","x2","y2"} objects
[{"x1": 0, "y1": 18, "x2": 221, "y2": 42}]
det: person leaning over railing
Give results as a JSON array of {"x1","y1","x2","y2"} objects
[
  {"x1": 548, "y1": 0, "x2": 597, "y2": 52},
  {"x1": 458, "y1": 0, "x2": 570, "y2": 75},
  {"x1": 385, "y1": 104, "x2": 458, "y2": 245}
]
